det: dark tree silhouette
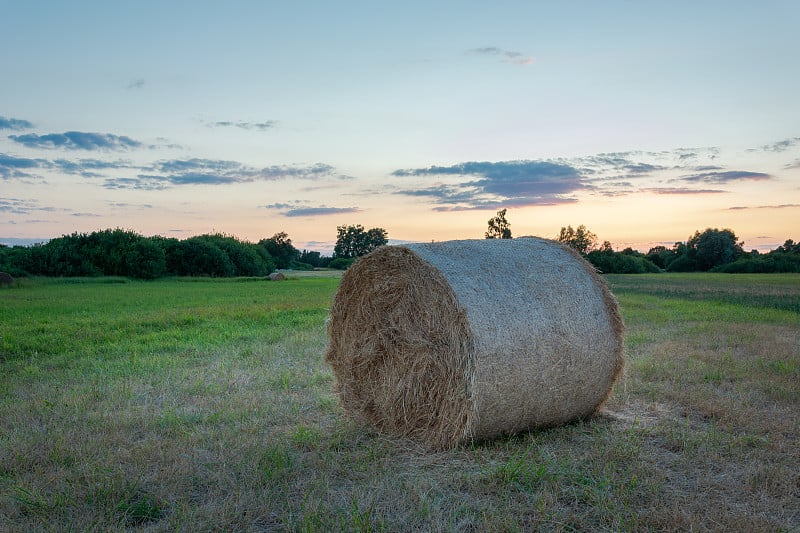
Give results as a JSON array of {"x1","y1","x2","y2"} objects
[
  {"x1": 485, "y1": 209, "x2": 512, "y2": 239},
  {"x1": 334, "y1": 225, "x2": 388, "y2": 258},
  {"x1": 556, "y1": 224, "x2": 597, "y2": 255}
]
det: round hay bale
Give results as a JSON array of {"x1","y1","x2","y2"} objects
[
  {"x1": 269, "y1": 272, "x2": 286, "y2": 281},
  {"x1": 325, "y1": 237, "x2": 624, "y2": 449}
]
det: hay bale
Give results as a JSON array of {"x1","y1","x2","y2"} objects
[
  {"x1": 0, "y1": 272, "x2": 13, "y2": 287},
  {"x1": 269, "y1": 272, "x2": 286, "y2": 281},
  {"x1": 325, "y1": 237, "x2": 624, "y2": 449}
]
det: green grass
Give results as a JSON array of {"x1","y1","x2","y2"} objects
[{"x1": 1, "y1": 273, "x2": 798, "y2": 531}]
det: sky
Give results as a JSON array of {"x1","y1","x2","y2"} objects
[{"x1": 1, "y1": 1, "x2": 799, "y2": 254}]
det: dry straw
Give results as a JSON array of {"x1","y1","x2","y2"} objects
[{"x1": 325, "y1": 237, "x2": 624, "y2": 449}]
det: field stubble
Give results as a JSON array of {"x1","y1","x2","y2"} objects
[{"x1": 0, "y1": 273, "x2": 798, "y2": 531}]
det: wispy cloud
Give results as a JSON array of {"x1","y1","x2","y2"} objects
[
  {"x1": 0, "y1": 116, "x2": 34, "y2": 130},
  {"x1": 0, "y1": 154, "x2": 47, "y2": 179},
  {"x1": 108, "y1": 202, "x2": 154, "y2": 209},
  {"x1": 264, "y1": 201, "x2": 360, "y2": 217},
  {"x1": 206, "y1": 120, "x2": 278, "y2": 131},
  {"x1": 577, "y1": 153, "x2": 668, "y2": 179},
  {"x1": 468, "y1": 46, "x2": 534, "y2": 65},
  {"x1": 10, "y1": 131, "x2": 142, "y2": 151},
  {"x1": 393, "y1": 160, "x2": 585, "y2": 210},
  {"x1": 728, "y1": 203, "x2": 800, "y2": 210},
  {"x1": 0, "y1": 197, "x2": 68, "y2": 215},
  {"x1": 0, "y1": 197, "x2": 37, "y2": 214},
  {"x1": 750, "y1": 137, "x2": 800, "y2": 153},
  {"x1": 642, "y1": 187, "x2": 727, "y2": 195},
  {"x1": 52, "y1": 158, "x2": 135, "y2": 178},
  {"x1": 681, "y1": 170, "x2": 771, "y2": 184},
  {"x1": 127, "y1": 79, "x2": 145, "y2": 90},
  {"x1": 103, "y1": 159, "x2": 338, "y2": 189},
  {"x1": 103, "y1": 176, "x2": 170, "y2": 191}
]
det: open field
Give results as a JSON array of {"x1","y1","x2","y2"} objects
[{"x1": 1, "y1": 273, "x2": 798, "y2": 531}]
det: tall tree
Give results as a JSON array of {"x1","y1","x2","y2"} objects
[
  {"x1": 333, "y1": 225, "x2": 388, "y2": 258},
  {"x1": 485, "y1": 209, "x2": 512, "y2": 239},
  {"x1": 259, "y1": 232, "x2": 299, "y2": 269},
  {"x1": 689, "y1": 228, "x2": 743, "y2": 270},
  {"x1": 556, "y1": 224, "x2": 597, "y2": 255}
]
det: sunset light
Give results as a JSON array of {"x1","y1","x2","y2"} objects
[{"x1": 2, "y1": 2, "x2": 798, "y2": 254}]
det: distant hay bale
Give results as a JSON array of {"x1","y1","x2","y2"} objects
[
  {"x1": 324, "y1": 237, "x2": 624, "y2": 450},
  {"x1": 0, "y1": 272, "x2": 13, "y2": 287},
  {"x1": 269, "y1": 272, "x2": 286, "y2": 281}
]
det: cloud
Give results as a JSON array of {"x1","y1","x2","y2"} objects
[
  {"x1": 728, "y1": 203, "x2": 800, "y2": 210},
  {"x1": 681, "y1": 170, "x2": 772, "y2": 184},
  {"x1": 0, "y1": 116, "x2": 34, "y2": 130},
  {"x1": 264, "y1": 201, "x2": 360, "y2": 217},
  {"x1": 283, "y1": 206, "x2": 360, "y2": 217},
  {"x1": 52, "y1": 158, "x2": 135, "y2": 178},
  {"x1": 206, "y1": 120, "x2": 277, "y2": 131},
  {"x1": 392, "y1": 160, "x2": 585, "y2": 210},
  {"x1": 0, "y1": 197, "x2": 37, "y2": 214},
  {"x1": 642, "y1": 187, "x2": 726, "y2": 195},
  {"x1": 2, "y1": 153, "x2": 140, "y2": 181},
  {"x1": 154, "y1": 158, "x2": 240, "y2": 174},
  {"x1": 468, "y1": 47, "x2": 534, "y2": 65},
  {"x1": 103, "y1": 176, "x2": 170, "y2": 191},
  {"x1": 103, "y1": 159, "x2": 338, "y2": 189},
  {"x1": 127, "y1": 79, "x2": 145, "y2": 90},
  {"x1": 108, "y1": 202, "x2": 153, "y2": 209},
  {"x1": 0, "y1": 154, "x2": 47, "y2": 179},
  {"x1": 258, "y1": 163, "x2": 336, "y2": 180},
  {"x1": 9, "y1": 131, "x2": 142, "y2": 150},
  {"x1": 577, "y1": 154, "x2": 668, "y2": 179},
  {"x1": 752, "y1": 137, "x2": 800, "y2": 152},
  {"x1": 673, "y1": 146, "x2": 720, "y2": 160},
  {"x1": 0, "y1": 197, "x2": 67, "y2": 215}
]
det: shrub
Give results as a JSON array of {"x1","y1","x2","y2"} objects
[
  {"x1": 713, "y1": 253, "x2": 800, "y2": 273},
  {"x1": 587, "y1": 250, "x2": 660, "y2": 274},
  {"x1": 166, "y1": 239, "x2": 235, "y2": 277},
  {"x1": 328, "y1": 257, "x2": 355, "y2": 270}
]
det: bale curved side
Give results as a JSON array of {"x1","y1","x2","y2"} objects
[
  {"x1": 405, "y1": 238, "x2": 624, "y2": 441},
  {"x1": 324, "y1": 246, "x2": 476, "y2": 450}
]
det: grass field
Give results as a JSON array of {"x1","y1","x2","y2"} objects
[{"x1": 1, "y1": 273, "x2": 798, "y2": 531}]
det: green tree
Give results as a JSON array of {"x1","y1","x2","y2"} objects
[
  {"x1": 556, "y1": 224, "x2": 597, "y2": 255},
  {"x1": 688, "y1": 228, "x2": 743, "y2": 271},
  {"x1": 120, "y1": 238, "x2": 166, "y2": 279},
  {"x1": 333, "y1": 225, "x2": 388, "y2": 258},
  {"x1": 166, "y1": 238, "x2": 235, "y2": 277},
  {"x1": 259, "y1": 232, "x2": 299, "y2": 269},
  {"x1": 194, "y1": 233, "x2": 273, "y2": 276},
  {"x1": 778, "y1": 238, "x2": 799, "y2": 254},
  {"x1": 646, "y1": 245, "x2": 672, "y2": 269},
  {"x1": 485, "y1": 209, "x2": 512, "y2": 239},
  {"x1": 299, "y1": 249, "x2": 323, "y2": 268},
  {"x1": 587, "y1": 245, "x2": 660, "y2": 273}
]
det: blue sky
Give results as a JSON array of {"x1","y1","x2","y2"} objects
[{"x1": 2, "y1": 1, "x2": 798, "y2": 253}]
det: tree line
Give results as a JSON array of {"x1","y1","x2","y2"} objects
[
  {"x1": 2, "y1": 213, "x2": 797, "y2": 279},
  {"x1": 558, "y1": 225, "x2": 799, "y2": 273},
  {"x1": 485, "y1": 209, "x2": 799, "y2": 274},
  {"x1": 0, "y1": 224, "x2": 388, "y2": 279}
]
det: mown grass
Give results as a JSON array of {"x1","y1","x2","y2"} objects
[{"x1": 0, "y1": 273, "x2": 798, "y2": 531}]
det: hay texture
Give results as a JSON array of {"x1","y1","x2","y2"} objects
[{"x1": 325, "y1": 237, "x2": 624, "y2": 449}]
